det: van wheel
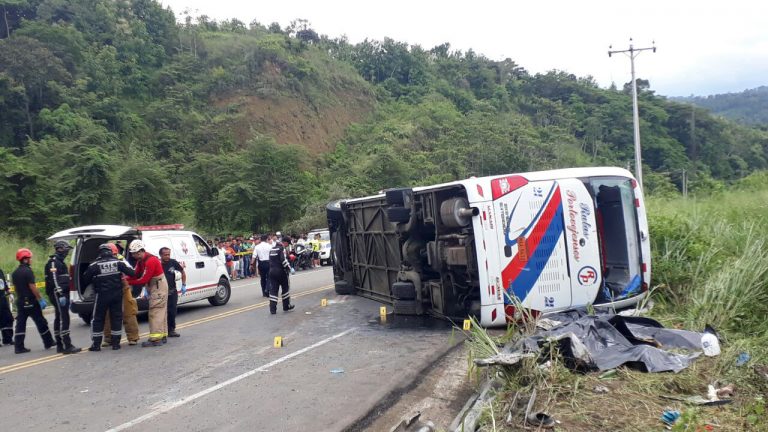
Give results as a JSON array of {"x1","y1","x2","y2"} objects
[
  {"x1": 208, "y1": 278, "x2": 231, "y2": 306},
  {"x1": 79, "y1": 312, "x2": 92, "y2": 325}
]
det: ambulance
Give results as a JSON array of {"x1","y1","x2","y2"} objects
[
  {"x1": 327, "y1": 167, "x2": 650, "y2": 327},
  {"x1": 47, "y1": 224, "x2": 231, "y2": 324}
]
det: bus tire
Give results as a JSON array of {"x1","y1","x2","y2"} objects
[
  {"x1": 334, "y1": 280, "x2": 355, "y2": 295},
  {"x1": 393, "y1": 299, "x2": 422, "y2": 315},
  {"x1": 391, "y1": 281, "x2": 416, "y2": 300}
]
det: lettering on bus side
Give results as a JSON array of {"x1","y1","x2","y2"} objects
[{"x1": 565, "y1": 190, "x2": 581, "y2": 262}]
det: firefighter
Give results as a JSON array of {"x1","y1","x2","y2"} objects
[
  {"x1": 268, "y1": 236, "x2": 295, "y2": 314},
  {"x1": 0, "y1": 267, "x2": 13, "y2": 347},
  {"x1": 102, "y1": 243, "x2": 140, "y2": 346},
  {"x1": 125, "y1": 240, "x2": 168, "y2": 347},
  {"x1": 12, "y1": 248, "x2": 55, "y2": 354},
  {"x1": 44, "y1": 240, "x2": 81, "y2": 354},
  {"x1": 81, "y1": 244, "x2": 135, "y2": 351}
]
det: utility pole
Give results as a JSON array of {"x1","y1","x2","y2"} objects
[{"x1": 609, "y1": 38, "x2": 656, "y2": 190}]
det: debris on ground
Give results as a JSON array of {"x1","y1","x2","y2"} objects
[
  {"x1": 715, "y1": 383, "x2": 735, "y2": 398},
  {"x1": 661, "y1": 409, "x2": 681, "y2": 427},
  {"x1": 389, "y1": 411, "x2": 436, "y2": 432},
  {"x1": 330, "y1": 368, "x2": 345, "y2": 374},
  {"x1": 476, "y1": 309, "x2": 713, "y2": 373},
  {"x1": 524, "y1": 389, "x2": 556, "y2": 429},
  {"x1": 754, "y1": 365, "x2": 768, "y2": 381},
  {"x1": 701, "y1": 326, "x2": 721, "y2": 357},
  {"x1": 660, "y1": 383, "x2": 734, "y2": 406},
  {"x1": 592, "y1": 385, "x2": 610, "y2": 394},
  {"x1": 736, "y1": 352, "x2": 751, "y2": 366}
]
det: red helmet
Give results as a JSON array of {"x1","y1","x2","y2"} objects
[
  {"x1": 107, "y1": 243, "x2": 119, "y2": 255},
  {"x1": 16, "y1": 248, "x2": 32, "y2": 261}
]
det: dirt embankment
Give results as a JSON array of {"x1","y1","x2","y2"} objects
[{"x1": 215, "y1": 89, "x2": 375, "y2": 155}]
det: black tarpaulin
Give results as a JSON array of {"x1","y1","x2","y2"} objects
[{"x1": 506, "y1": 310, "x2": 704, "y2": 373}]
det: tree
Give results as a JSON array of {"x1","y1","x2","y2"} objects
[
  {"x1": 0, "y1": 0, "x2": 27, "y2": 39},
  {"x1": 0, "y1": 36, "x2": 70, "y2": 138}
]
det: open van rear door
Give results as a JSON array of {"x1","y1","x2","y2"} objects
[{"x1": 47, "y1": 225, "x2": 138, "y2": 241}]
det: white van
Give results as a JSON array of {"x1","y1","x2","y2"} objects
[
  {"x1": 328, "y1": 167, "x2": 650, "y2": 327},
  {"x1": 47, "y1": 224, "x2": 231, "y2": 324},
  {"x1": 307, "y1": 229, "x2": 332, "y2": 265}
]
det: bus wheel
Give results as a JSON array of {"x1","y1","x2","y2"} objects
[{"x1": 393, "y1": 299, "x2": 422, "y2": 315}]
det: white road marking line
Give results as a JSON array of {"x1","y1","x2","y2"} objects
[{"x1": 105, "y1": 327, "x2": 357, "y2": 432}]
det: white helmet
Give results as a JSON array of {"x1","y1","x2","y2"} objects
[
  {"x1": 276, "y1": 231, "x2": 282, "y2": 236},
  {"x1": 128, "y1": 240, "x2": 146, "y2": 253}
]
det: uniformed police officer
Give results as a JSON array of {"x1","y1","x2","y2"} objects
[
  {"x1": 81, "y1": 244, "x2": 135, "y2": 351},
  {"x1": 268, "y1": 236, "x2": 295, "y2": 314},
  {"x1": 0, "y1": 267, "x2": 13, "y2": 346},
  {"x1": 12, "y1": 248, "x2": 55, "y2": 354},
  {"x1": 44, "y1": 240, "x2": 81, "y2": 354}
]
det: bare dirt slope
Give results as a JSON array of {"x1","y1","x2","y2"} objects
[{"x1": 217, "y1": 89, "x2": 375, "y2": 154}]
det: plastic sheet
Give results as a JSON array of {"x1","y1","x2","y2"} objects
[{"x1": 499, "y1": 310, "x2": 707, "y2": 373}]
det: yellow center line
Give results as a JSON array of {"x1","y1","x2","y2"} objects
[{"x1": 0, "y1": 284, "x2": 333, "y2": 375}]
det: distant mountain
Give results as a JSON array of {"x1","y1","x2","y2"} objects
[{"x1": 674, "y1": 86, "x2": 768, "y2": 126}]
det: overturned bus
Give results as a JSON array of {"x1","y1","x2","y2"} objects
[{"x1": 327, "y1": 167, "x2": 651, "y2": 327}]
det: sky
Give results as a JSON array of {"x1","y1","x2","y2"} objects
[{"x1": 160, "y1": 0, "x2": 768, "y2": 97}]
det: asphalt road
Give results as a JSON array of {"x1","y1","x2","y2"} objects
[{"x1": 0, "y1": 268, "x2": 459, "y2": 432}]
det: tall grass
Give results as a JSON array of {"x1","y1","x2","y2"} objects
[
  {"x1": 0, "y1": 233, "x2": 49, "y2": 280},
  {"x1": 649, "y1": 185, "x2": 768, "y2": 337}
]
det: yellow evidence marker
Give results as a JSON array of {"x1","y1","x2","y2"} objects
[
  {"x1": 321, "y1": 298, "x2": 328, "y2": 307},
  {"x1": 273, "y1": 336, "x2": 283, "y2": 348},
  {"x1": 380, "y1": 306, "x2": 387, "y2": 317},
  {"x1": 463, "y1": 319, "x2": 472, "y2": 331}
]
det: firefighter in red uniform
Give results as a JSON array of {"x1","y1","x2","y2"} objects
[{"x1": 125, "y1": 240, "x2": 169, "y2": 347}]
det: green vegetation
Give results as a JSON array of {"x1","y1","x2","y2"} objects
[
  {"x1": 468, "y1": 175, "x2": 768, "y2": 431},
  {"x1": 676, "y1": 86, "x2": 768, "y2": 126},
  {"x1": 1, "y1": 1, "x2": 768, "y2": 240}
]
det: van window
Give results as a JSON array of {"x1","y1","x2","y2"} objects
[
  {"x1": 309, "y1": 230, "x2": 330, "y2": 241},
  {"x1": 589, "y1": 178, "x2": 642, "y2": 301},
  {"x1": 193, "y1": 235, "x2": 210, "y2": 257}
]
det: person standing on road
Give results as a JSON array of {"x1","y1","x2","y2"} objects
[
  {"x1": 268, "y1": 236, "x2": 295, "y2": 314},
  {"x1": 44, "y1": 240, "x2": 81, "y2": 354},
  {"x1": 160, "y1": 247, "x2": 186, "y2": 338},
  {"x1": 125, "y1": 240, "x2": 169, "y2": 348},
  {"x1": 0, "y1": 268, "x2": 14, "y2": 347},
  {"x1": 12, "y1": 248, "x2": 55, "y2": 354},
  {"x1": 251, "y1": 235, "x2": 272, "y2": 297},
  {"x1": 232, "y1": 239, "x2": 242, "y2": 280},
  {"x1": 102, "y1": 243, "x2": 140, "y2": 346},
  {"x1": 81, "y1": 244, "x2": 135, "y2": 351},
  {"x1": 310, "y1": 233, "x2": 322, "y2": 268}
]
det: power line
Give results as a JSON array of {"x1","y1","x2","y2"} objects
[{"x1": 608, "y1": 38, "x2": 657, "y2": 190}]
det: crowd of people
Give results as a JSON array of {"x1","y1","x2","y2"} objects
[
  {"x1": 212, "y1": 232, "x2": 324, "y2": 281},
  {"x1": 0, "y1": 231, "x2": 326, "y2": 355}
]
